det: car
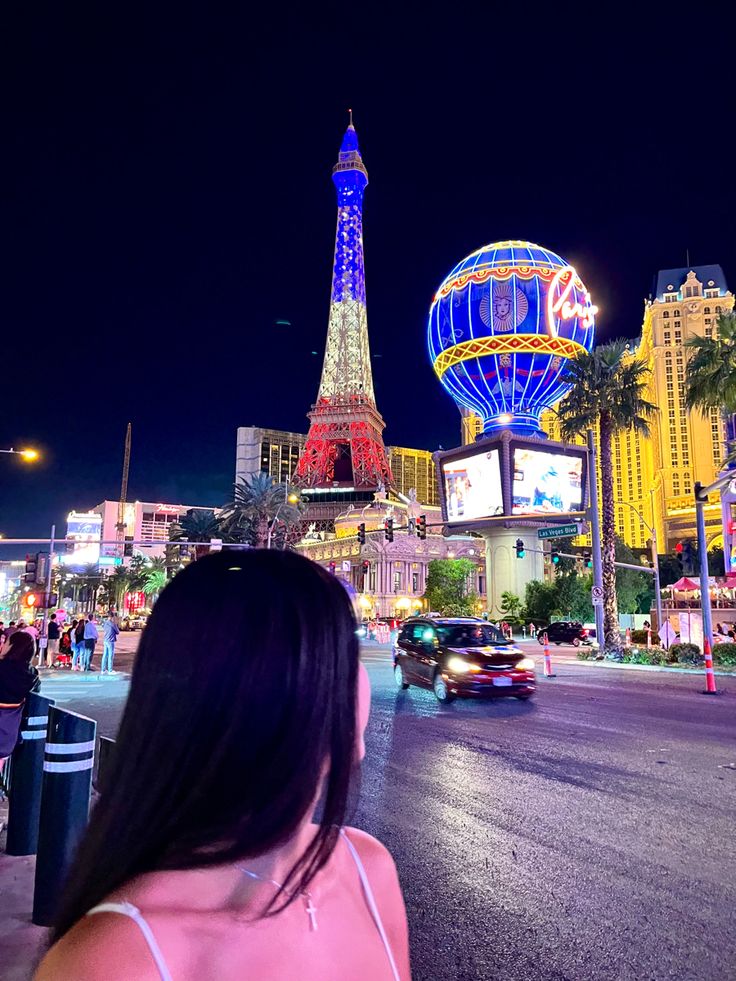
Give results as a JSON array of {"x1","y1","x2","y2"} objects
[
  {"x1": 393, "y1": 616, "x2": 535, "y2": 703},
  {"x1": 539, "y1": 621, "x2": 589, "y2": 647}
]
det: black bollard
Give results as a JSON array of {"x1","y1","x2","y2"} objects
[
  {"x1": 6, "y1": 692, "x2": 55, "y2": 856},
  {"x1": 32, "y1": 706, "x2": 96, "y2": 926},
  {"x1": 94, "y1": 735, "x2": 116, "y2": 793}
]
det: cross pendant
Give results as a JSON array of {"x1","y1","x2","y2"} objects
[{"x1": 304, "y1": 894, "x2": 318, "y2": 932}]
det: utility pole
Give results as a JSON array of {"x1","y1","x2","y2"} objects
[
  {"x1": 116, "y1": 423, "x2": 132, "y2": 562},
  {"x1": 587, "y1": 430, "x2": 605, "y2": 649}
]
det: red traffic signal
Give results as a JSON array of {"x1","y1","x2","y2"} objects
[
  {"x1": 25, "y1": 591, "x2": 40, "y2": 607},
  {"x1": 675, "y1": 542, "x2": 684, "y2": 553}
]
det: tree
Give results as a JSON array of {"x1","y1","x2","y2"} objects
[
  {"x1": 142, "y1": 569, "x2": 168, "y2": 603},
  {"x1": 685, "y1": 311, "x2": 736, "y2": 463},
  {"x1": 423, "y1": 559, "x2": 479, "y2": 616},
  {"x1": 557, "y1": 340, "x2": 657, "y2": 654},
  {"x1": 523, "y1": 580, "x2": 559, "y2": 625},
  {"x1": 219, "y1": 474, "x2": 301, "y2": 548},
  {"x1": 614, "y1": 538, "x2": 652, "y2": 614},
  {"x1": 499, "y1": 591, "x2": 523, "y2": 623}
]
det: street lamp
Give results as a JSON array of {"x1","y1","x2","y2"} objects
[
  {"x1": 614, "y1": 498, "x2": 663, "y2": 630},
  {"x1": 1, "y1": 447, "x2": 40, "y2": 462}
]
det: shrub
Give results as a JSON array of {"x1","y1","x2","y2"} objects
[
  {"x1": 629, "y1": 629, "x2": 652, "y2": 644},
  {"x1": 576, "y1": 648, "x2": 595, "y2": 660},
  {"x1": 670, "y1": 642, "x2": 702, "y2": 665},
  {"x1": 712, "y1": 643, "x2": 736, "y2": 666},
  {"x1": 622, "y1": 646, "x2": 667, "y2": 665}
]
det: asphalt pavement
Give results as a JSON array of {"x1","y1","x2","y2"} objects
[{"x1": 30, "y1": 643, "x2": 736, "y2": 979}]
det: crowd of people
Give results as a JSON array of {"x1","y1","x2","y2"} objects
[{"x1": 0, "y1": 612, "x2": 120, "y2": 674}]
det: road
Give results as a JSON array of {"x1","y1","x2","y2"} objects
[{"x1": 38, "y1": 642, "x2": 736, "y2": 980}]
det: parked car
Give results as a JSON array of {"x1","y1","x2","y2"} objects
[
  {"x1": 539, "y1": 621, "x2": 589, "y2": 647},
  {"x1": 121, "y1": 615, "x2": 147, "y2": 631},
  {"x1": 393, "y1": 617, "x2": 535, "y2": 703}
]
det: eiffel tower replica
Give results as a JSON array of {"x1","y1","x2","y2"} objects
[{"x1": 294, "y1": 113, "x2": 393, "y2": 530}]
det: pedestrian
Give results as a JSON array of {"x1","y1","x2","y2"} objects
[
  {"x1": 0, "y1": 632, "x2": 41, "y2": 775},
  {"x1": 72, "y1": 618, "x2": 86, "y2": 671},
  {"x1": 83, "y1": 614, "x2": 99, "y2": 671},
  {"x1": 100, "y1": 615, "x2": 120, "y2": 674},
  {"x1": 36, "y1": 550, "x2": 410, "y2": 981},
  {"x1": 46, "y1": 613, "x2": 61, "y2": 668},
  {"x1": 643, "y1": 619, "x2": 651, "y2": 630}
]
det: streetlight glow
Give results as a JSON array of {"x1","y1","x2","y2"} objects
[{"x1": 20, "y1": 448, "x2": 39, "y2": 461}]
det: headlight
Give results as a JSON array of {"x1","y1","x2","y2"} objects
[
  {"x1": 515, "y1": 657, "x2": 535, "y2": 671},
  {"x1": 446, "y1": 656, "x2": 481, "y2": 674}
]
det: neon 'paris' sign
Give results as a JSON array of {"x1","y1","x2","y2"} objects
[{"x1": 546, "y1": 265, "x2": 598, "y2": 337}]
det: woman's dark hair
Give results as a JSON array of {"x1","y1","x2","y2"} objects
[
  {"x1": 52, "y1": 549, "x2": 359, "y2": 940},
  {"x1": 5, "y1": 631, "x2": 35, "y2": 663}
]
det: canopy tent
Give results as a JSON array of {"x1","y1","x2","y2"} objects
[{"x1": 667, "y1": 577, "x2": 701, "y2": 591}]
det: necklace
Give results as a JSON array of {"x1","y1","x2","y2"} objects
[{"x1": 239, "y1": 866, "x2": 318, "y2": 932}]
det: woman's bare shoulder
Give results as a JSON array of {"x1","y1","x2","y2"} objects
[
  {"x1": 342, "y1": 826, "x2": 401, "y2": 883},
  {"x1": 34, "y1": 912, "x2": 162, "y2": 981}
]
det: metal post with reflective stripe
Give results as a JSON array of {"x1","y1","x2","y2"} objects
[
  {"x1": 32, "y1": 706, "x2": 96, "y2": 926},
  {"x1": 6, "y1": 692, "x2": 55, "y2": 856}
]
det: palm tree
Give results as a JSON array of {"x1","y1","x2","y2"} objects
[
  {"x1": 556, "y1": 340, "x2": 657, "y2": 654},
  {"x1": 219, "y1": 473, "x2": 301, "y2": 548},
  {"x1": 685, "y1": 311, "x2": 736, "y2": 464},
  {"x1": 169, "y1": 508, "x2": 223, "y2": 559},
  {"x1": 142, "y1": 568, "x2": 168, "y2": 604}
]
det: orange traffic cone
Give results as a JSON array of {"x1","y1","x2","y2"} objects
[
  {"x1": 625, "y1": 627, "x2": 631, "y2": 649},
  {"x1": 702, "y1": 638, "x2": 718, "y2": 695},
  {"x1": 543, "y1": 632, "x2": 556, "y2": 678}
]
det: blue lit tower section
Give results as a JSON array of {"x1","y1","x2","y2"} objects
[{"x1": 295, "y1": 114, "x2": 392, "y2": 491}]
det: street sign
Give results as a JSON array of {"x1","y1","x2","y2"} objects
[
  {"x1": 658, "y1": 620, "x2": 676, "y2": 650},
  {"x1": 341, "y1": 560, "x2": 351, "y2": 573},
  {"x1": 591, "y1": 585, "x2": 604, "y2": 607},
  {"x1": 538, "y1": 524, "x2": 580, "y2": 540}
]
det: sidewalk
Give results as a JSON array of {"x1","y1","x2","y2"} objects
[{"x1": 0, "y1": 812, "x2": 47, "y2": 980}]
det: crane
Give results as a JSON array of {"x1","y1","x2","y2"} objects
[{"x1": 116, "y1": 423, "x2": 132, "y2": 560}]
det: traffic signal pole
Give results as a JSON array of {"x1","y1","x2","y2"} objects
[{"x1": 695, "y1": 483, "x2": 714, "y2": 657}]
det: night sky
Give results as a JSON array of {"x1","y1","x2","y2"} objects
[{"x1": 2, "y1": 5, "x2": 733, "y2": 545}]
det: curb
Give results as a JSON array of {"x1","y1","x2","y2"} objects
[{"x1": 560, "y1": 657, "x2": 734, "y2": 678}]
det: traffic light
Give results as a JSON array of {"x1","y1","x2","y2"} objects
[
  {"x1": 682, "y1": 540, "x2": 695, "y2": 575},
  {"x1": 384, "y1": 518, "x2": 394, "y2": 543},
  {"x1": 25, "y1": 553, "x2": 38, "y2": 584},
  {"x1": 515, "y1": 538, "x2": 525, "y2": 558},
  {"x1": 328, "y1": 561, "x2": 336, "y2": 574},
  {"x1": 551, "y1": 549, "x2": 560, "y2": 565},
  {"x1": 25, "y1": 590, "x2": 40, "y2": 608},
  {"x1": 357, "y1": 522, "x2": 366, "y2": 545},
  {"x1": 675, "y1": 541, "x2": 684, "y2": 572},
  {"x1": 417, "y1": 515, "x2": 427, "y2": 540},
  {"x1": 582, "y1": 550, "x2": 592, "y2": 569}
]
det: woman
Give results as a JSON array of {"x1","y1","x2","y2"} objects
[
  {"x1": 0, "y1": 632, "x2": 41, "y2": 773},
  {"x1": 72, "y1": 618, "x2": 85, "y2": 671},
  {"x1": 36, "y1": 550, "x2": 410, "y2": 980}
]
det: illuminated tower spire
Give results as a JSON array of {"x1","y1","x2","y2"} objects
[{"x1": 295, "y1": 114, "x2": 392, "y2": 497}]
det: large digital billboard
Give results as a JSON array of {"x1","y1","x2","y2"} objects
[
  {"x1": 64, "y1": 512, "x2": 102, "y2": 567},
  {"x1": 442, "y1": 448, "x2": 503, "y2": 523},
  {"x1": 511, "y1": 446, "x2": 585, "y2": 515}
]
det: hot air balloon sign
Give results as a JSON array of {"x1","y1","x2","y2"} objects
[{"x1": 428, "y1": 240, "x2": 597, "y2": 438}]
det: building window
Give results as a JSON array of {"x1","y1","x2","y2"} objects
[
  {"x1": 412, "y1": 572, "x2": 419, "y2": 593},
  {"x1": 393, "y1": 570, "x2": 402, "y2": 592},
  {"x1": 663, "y1": 310, "x2": 670, "y2": 319},
  {"x1": 716, "y1": 305, "x2": 722, "y2": 313},
  {"x1": 704, "y1": 307, "x2": 711, "y2": 314},
  {"x1": 664, "y1": 332, "x2": 671, "y2": 344},
  {"x1": 705, "y1": 327, "x2": 713, "y2": 337}
]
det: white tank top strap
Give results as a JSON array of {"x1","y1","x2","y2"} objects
[
  {"x1": 340, "y1": 829, "x2": 401, "y2": 981},
  {"x1": 86, "y1": 901, "x2": 173, "y2": 981}
]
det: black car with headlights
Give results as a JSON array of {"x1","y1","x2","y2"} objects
[{"x1": 392, "y1": 617, "x2": 535, "y2": 703}]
